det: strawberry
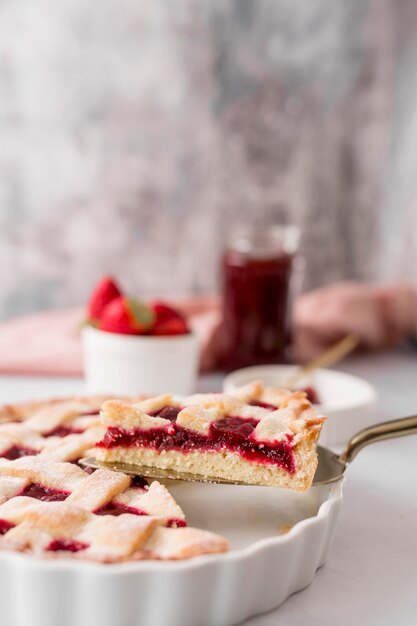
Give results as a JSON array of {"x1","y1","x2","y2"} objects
[
  {"x1": 152, "y1": 302, "x2": 184, "y2": 324},
  {"x1": 99, "y1": 296, "x2": 155, "y2": 335},
  {"x1": 87, "y1": 276, "x2": 121, "y2": 323},
  {"x1": 151, "y1": 302, "x2": 189, "y2": 335},
  {"x1": 152, "y1": 317, "x2": 189, "y2": 336}
]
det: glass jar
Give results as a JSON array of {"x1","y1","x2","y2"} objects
[{"x1": 219, "y1": 224, "x2": 300, "y2": 371}]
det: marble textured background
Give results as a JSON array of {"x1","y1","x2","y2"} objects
[{"x1": 0, "y1": 0, "x2": 417, "y2": 319}]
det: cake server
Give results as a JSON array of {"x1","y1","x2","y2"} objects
[
  {"x1": 312, "y1": 412, "x2": 417, "y2": 484},
  {"x1": 81, "y1": 413, "x2": 417, "y2": 486}
]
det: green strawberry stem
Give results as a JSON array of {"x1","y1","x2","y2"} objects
[
  {"x1": 79, "y1": 318, "x2": 99, "y2": 329},
  {"x1": 127, "y1": 298, "x2": 155, "y2": 330}
]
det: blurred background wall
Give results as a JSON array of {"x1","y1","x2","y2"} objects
[{"x1": 1, "y1": 0, "x2": 417, "y2": 320}]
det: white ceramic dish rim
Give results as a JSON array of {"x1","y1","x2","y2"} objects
[
  {"x1": 224, "y1": 365, "x2": 377, "y2": 412},
  {"x1": 0, "y1": 479, "x2": 344, "y2": 574}
]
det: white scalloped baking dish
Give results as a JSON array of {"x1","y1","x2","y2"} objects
[{"x1": 0, "y1": 479, "x2": 343, "y2": 626}]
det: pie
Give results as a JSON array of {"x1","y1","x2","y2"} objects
[
  {"x1": 96, "y1": 382, "x2": 326, "y2": 491},
  {"x1": 0, "y1": 397, "x2": 227, "y2": 562}
]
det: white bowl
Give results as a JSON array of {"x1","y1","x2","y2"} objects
[
  {"x1": 82, "y1": 326, "x2": 199, "y2": 396},
  {"x1": 223, "y1": 365, "x2": 377, "y2": 447},
  {"x1": 0, "y1": 480, "x2": 343, "y2": 626}
]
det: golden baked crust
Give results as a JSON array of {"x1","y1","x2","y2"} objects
[
  {"x1": 0, "y1": 396, "x2": 227, "y2": 562},
  {"x1": 97, "y1": 382, "x2": 326, "y2": 491},
  {"x1": 0, "y1": 394, "x2": 146, "y2": 424}
]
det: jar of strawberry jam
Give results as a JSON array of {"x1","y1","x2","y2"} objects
[{"x1": 219, "y1": 224, "x2": 300, "y2": 371}]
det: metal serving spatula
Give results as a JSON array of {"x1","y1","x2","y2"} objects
[
  {"x1": 81, "y1": 414, "x2": 417, "y2": 487},
  {"x1": 312, "y1": 413, "x2": 417, "y2": 484}
]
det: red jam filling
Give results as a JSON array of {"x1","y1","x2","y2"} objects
[
  {"x1": 248, "y1": 400, "x2": 277, "y2": 410},
  {"x1": 302, "y1": 386, "x2": 320, "y2": 405},
  {"x1": 95, "y1": 502, "x2": 146, "y2": 516},
  {"x1": 1, "y1": 445, "x2": 38, "y2": 460},
  {"x1": 0, "y1": 519, "x2": 15, "y2": 535},
  {"x1": 251, "y1": 390, "x2": 321, "y2": 407},
  {"x1": 98, "y1": 410, "x2": 296, "y2": 475},
  {"x1": 46, "y1": 539, "x2": 89, "y2": 553},
  {"x1": 153, "y1": 406, "x2": 181, "y2": 422},
  {"x1": 167, "y1": 518, "x2": 186, "y2": 528},
  {"x1": 76, "y1": 462, "x2": 95, "y2": 474},
  {"x1": 44, "y1": 411, "x2": 99, "y2": 438},
  {"x1": 94, "y1": 502, "x2": 186, "y2": 528},
  {"x1": 45, "y1": 426, "x2": 84, "y2": 438},
  {"x1": 21, "y1": 483, "x2": 70, "y2": 502},
  {"x1": 131, "y1": 475, "x2": 149, "y2": 489}
]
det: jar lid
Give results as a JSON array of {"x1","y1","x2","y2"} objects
[{"x1": 227, "y1": 224, "x2": 300, "y2": 258}]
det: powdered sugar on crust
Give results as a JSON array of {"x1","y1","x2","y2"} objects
[
  {"x1": 0, "y1": 396, "x2": 228, "y2": 563},
  {"x1": 97, "y1": 382, "x2": 326, "y2": 491}
]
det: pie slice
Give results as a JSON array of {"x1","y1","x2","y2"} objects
[{"x1": 96, "y1": 382, "x2": 326, "y2": 491}]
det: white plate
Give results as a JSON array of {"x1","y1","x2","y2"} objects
[
  {"x1": 224, "y1": 365, "x2": 377, "y2": 446},
  {"x1": 0, "y1": 480, "x2": 343, "y2": 626}
]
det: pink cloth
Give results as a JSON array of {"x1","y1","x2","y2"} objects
[
  {"x1": 0, "y1": 302, "x2": 220, "y2": 376},
  {"x1": 0, "y1": 308, "x2": 84, "y2": 376},
  {"x1": 0, "y1": 284, "x2": 415, "y2": 376}
]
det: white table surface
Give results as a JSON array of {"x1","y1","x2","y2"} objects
[{"x1": 0, "y1": 349, "x2": 416, "y2": 626}]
